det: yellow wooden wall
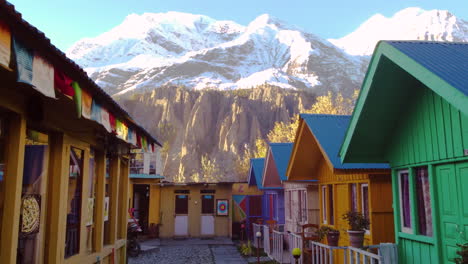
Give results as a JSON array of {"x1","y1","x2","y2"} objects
[
  {"x1": 316, "y1": 158, "x2": 394, "y2": 248},
  {"x1": 158, "y1": 184, "x2": 232, "y2": 238}
]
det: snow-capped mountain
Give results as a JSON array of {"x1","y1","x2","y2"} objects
[
  {"x1": 329, "y1": 7, "x2": 468, "y2": 56},
  {"x1": 67, "y1": 13, "x2": 365, "y2": 96}
]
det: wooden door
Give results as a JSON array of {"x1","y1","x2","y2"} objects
[
  {"x1": 457, "y1": 163, "x2": 468, "y2": 246},
  {"x1": 436, "y1": 162, "x2": 468, "y2": 263},
  {"x1": 201, "y1": 195, "x2": 215, "y2": 236},
  {"x1": 174, "y1": 195, "x2": 189, "y2": 236}
]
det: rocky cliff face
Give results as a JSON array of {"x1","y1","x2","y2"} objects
[{"x1": 118, "y1": 85, "x2": 316, "y2": 182}]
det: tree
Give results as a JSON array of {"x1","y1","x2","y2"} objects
[
  {"x1": 264, "y1": 90, "x2": 359, "y2": 144},
  {"x1": 201, "y1": 154, "x2": 221, "y2": 182}
]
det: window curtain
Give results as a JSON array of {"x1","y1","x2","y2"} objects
[{"x1": 416, "y1": 167, "x2": 433, "y2": 236}]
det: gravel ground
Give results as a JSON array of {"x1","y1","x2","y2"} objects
[{"x1": 129, "y1": 245, "x2": 214, "y2": 264}]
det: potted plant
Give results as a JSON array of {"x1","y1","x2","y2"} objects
[
  {"x1": 342, "y1": 211, "x2": 370, "y2": 248},
  {"x1": 454, "y1": 243, "x2": 468, "y2": 264},
  {"x1": 317, "y1": 226, "x2": 340, "y2": 247}
]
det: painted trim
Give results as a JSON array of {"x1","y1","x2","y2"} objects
[
  {"x1": 321, "y1": 185, "x2": 327, "y2": 224},
  {"x1": 397, "y1": 169, "x2": 413, "y2": 234},
  {"x1": 398, "y1": 232, "x2": 435, "y2": 245}
]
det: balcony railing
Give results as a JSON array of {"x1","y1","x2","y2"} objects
[
  {"x1": 288, "y1": 232, "x2": 303, "y2": 264},
  {"x1": 272, "y1": 229, "x2": 285, "y2": 263},
  {"x1": 263, "y1": 225, "x2": 271, "y2": 256}
]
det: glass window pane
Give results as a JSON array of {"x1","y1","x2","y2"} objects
[
  {"x1": 202, "y1": 195, "x2": 214, "y2": 214},
  {"x1": 321, "y1": 186, "x2": 327, "y2": 224},
  {"x1": 362, "y1": 184, "x2": 369, "y2": 221},
  {"x1": 104, "y1": 157, "x2": 112, "y2": 245},
  {"x1": 0, "y1": 117, "x2": 6, "y2": 240},
  {"x1": 65, "y1": 147, "x2": 84, "y2": 258},
  {"x1": 86, "y1": 149, "x2": 97, "y2": 253},
  {"x1": 415, "y1": 167, "x2": 433, "y2": 236},
  {"x1": 17, "y1": 130, "x2": 49, "y2": 264},
  {"x1": 399, "y1": 171, "x2": 412, "y2": 231},
  {"x1": 350, "y1": 184, "x2": 357, "y2": 212},
  {"x1": 328, "y1": 185, "x2": 334, "y2": 225}
]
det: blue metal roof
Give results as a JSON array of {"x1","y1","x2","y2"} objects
[
  {"x1": 248, "y1": 158, "x2": 265, "y2": 189},
  {"x1": 269, "y1": 143, "x2": 293, "y2": 181},
  {"x1": 387, "y1": 41, "x2": 468, "y2": 96},
  {"x1": 301, "y1": 114, "x2": 390, "y2": 169},
  {"x1": 130, "y1": 174, "x2": 164, "y2": 179}
]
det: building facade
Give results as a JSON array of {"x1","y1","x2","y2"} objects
[{"x1": 340, "y1": 41, "x2": 468, "y2": 263}]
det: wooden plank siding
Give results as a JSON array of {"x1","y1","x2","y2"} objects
[
  {"x1": 387, "y1": 85, "x2": 468, "y2": 168},
  {"x1": 316, "y1": 159, "x2": 394, "y2": 247}
]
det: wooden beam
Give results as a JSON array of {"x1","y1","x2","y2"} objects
[
  {"x1": 0, "y1": 113, "x2": 26, "y2": 263},
  {"x1": 93, "y1": 150, "x2": 106, "y2": 252},
  {"x1": 45, "y1": 132, "x2": 69, "y2": 263}
]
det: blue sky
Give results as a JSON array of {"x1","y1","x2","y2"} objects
[{"x1": 8, "y1": 0, "x2": 468, "y2": 51}]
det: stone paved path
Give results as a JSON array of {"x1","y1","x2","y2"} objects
[{"x1": 128, "y1": 238, "x2": 249, "y2": 264}]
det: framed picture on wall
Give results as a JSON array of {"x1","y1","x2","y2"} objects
[{"x1": 216, "y1": 199, "x2": 228, "y2": 216}]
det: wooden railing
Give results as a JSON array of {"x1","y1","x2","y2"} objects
[
  {"x1": 263, "y1": 225, "x2": 271, "y2": 256},
  {"x1": 272, "y1": 229, "x2": 284, "y2": 263},
  {"x1": 288, "y1": 232, "x2": 303, "y2": 264},
  {"x1": 252, "y1": 223, "x2": 263, "y2": 248},
  {"x1": 348, "y1": 244, "x2": 397, "y2": 264},
  {"x1": 309, "y1": 241, "x2": 348, "y2": 264}
]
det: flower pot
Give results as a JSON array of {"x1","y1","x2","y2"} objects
[
  {"x1": 326, "y1": 231, "x2": 340, "y2": 247},
  {"x1": 347, "y1": 230, "x2": 365, "y2": 248}
]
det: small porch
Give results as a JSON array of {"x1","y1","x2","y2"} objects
[{"x1": 253, "y1": 223, "x2": 397, "y2": 264}]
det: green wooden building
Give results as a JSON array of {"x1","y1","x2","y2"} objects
[{"x1": 339, "y1": 41, "x2": 468, "y2": 263}]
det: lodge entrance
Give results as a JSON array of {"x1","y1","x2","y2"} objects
[
  {"x1": 133, "y1": 184, "x2": 150, "y2": 233},
  {"x1": 436, "y1": 161, "x2": 468, "y2": 263},
  {"x1": 174, "y1": 191, "x2": 189, "y2": 236},
  {"x1": 200, "y1": 191, "x2": 215, "y2": 236}
]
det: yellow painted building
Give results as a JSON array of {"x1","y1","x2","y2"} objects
[
  {"x1": 287, "y1": 114, "x2": 394, "y2": 251},
  {"x1": 0, "y1": 3, "x2": 161, "y2": 263},
  {"x1": 158, "y1": 183, "x2": 233, "y2": 238}
]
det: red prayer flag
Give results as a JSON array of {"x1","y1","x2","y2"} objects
[
  {"x1": 109, "y1": 112, "x2": 117, "y2": 134},
  {"x1": 136, "y1": 133, "x2": 142, "y2": 148},
  {"x1": 54, "y1": 69, "x2": 74, "y2": 98}
]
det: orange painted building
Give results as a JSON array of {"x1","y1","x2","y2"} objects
[{"x1": 287, "y1": 114, "x2": 394, "y2": 249}]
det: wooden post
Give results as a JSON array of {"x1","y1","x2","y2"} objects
[
  {"x1": 44, "y1": 133, "x2": 69, "y2": 263},
  {"x1": 93, "y1": 150, "x2": 106, "y2": 252},
  {"x1": 118, "y1": 158, "x2": 130, "y2": 261},
  {"x1": 109, "y1": 156, "x2": 121, "y2": 244},
  {"x1": 0, "y1": 114, "x2": 26, "y2": 263}
]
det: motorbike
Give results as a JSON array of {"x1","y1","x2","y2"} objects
[{"x1": 127, "y1": 208, "x2": 142, "y2": 258}]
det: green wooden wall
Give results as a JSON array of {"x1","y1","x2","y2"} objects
[
  {"x1": 386, "y1": 83, "x2": 468, "y2": 168},
  {"x1": 399, "y1": 238, "x2": 437, "y2": 263}
]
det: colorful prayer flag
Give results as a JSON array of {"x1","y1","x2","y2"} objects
[
  {"x1": 136, "y1": 133, "x2": 142, "y2": 148},
  {"x1": 13, "y1": 37, "x2": 33, "y2": 85},
  {"x1": 81, "y1": 89, "x2": 92, "y2": 119},
  {"x1": 101, "y1": 108, "x2": 112, "y2": 133},
  {"x1": 54, "y1": 69, "x2": 74, "y2": 98},
  {"x1": 116, "y1": 119, "x2": 128, "y2": 140},
  {"x1": 109, "y1": 113, "x2": 116, "y2": 134},
  {"x1": 0, "y1": 20, "x2": 11, "y2": 69},
  {"x1": 31, "y1": 54, "x2": 55, "y2": 98},
  {"x1": 71, "y1": 82, "x2": 82, "y2": 118},
  {"x1": 91, "y1": 100, "x2": 102, "y2": 123}
]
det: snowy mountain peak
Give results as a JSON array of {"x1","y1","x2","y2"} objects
[{"x1": 329, "y1": 7, "x2": 468, "y2": 56}]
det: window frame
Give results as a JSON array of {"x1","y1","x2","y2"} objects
[
  {"x1": 360, "y1": 183, "x2": 370, "y2": 234},
  {"x1": 398, "y1": 169, "x2": 413, "y2": 234},
  {"x1": 321, "y1": 185, "x2": 327, "y2": 224}
]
